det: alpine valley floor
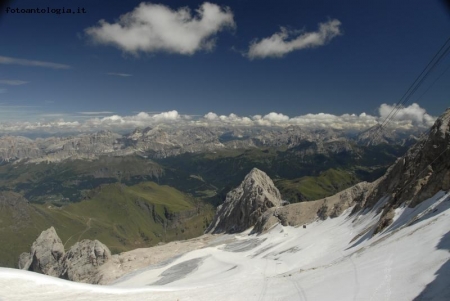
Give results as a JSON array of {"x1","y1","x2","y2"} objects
[{"x1": 1, "y1": 191, "x2": 449, "y2": 301}]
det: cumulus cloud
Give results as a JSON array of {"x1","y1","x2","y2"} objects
[
  {"x1": 379, "y1": 103, "x2": 435, "y2": 128},
  {"x1": 204, "y1": 112, "x2": 219, "y2": 120},
  {"x1": 0, "y1": 56, "x2": 70, "y2": 69},
  {"x1": 247, "y1": 19, "x2": 342, "y2": 59},
  {"x1": 262, "y1": 112, "x2": 290, "y2": 122},
  {"x1": 85, "y1": 2, "x2": 235, "y2": 55},
  {"x1": 0, "y1": 104, "x2": 436, "y2": 135},
  {"x1": 0, "y1": 80, "x2": 28, "y2": 85},
  {"x1": 82, "y1": 110, "x2": 181, "y2": 130}
]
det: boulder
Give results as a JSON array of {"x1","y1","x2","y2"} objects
[{"x1": 60, "y1": 239, "x2": 111, "y2": 283}]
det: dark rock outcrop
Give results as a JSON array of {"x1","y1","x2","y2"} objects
[
  {"x1": 207, "y1": 168, "x2": 282, "y2": 233},
  {"x1": 19, "y1": 227, "x2": 111, "y2": 284}
]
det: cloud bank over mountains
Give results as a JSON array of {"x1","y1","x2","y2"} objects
[{"x1": 0, "y1": 104, "x2": 435, "y2": 135}]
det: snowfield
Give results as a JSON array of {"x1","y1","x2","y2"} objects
[{"x1": 1, "y1": 191, "x2": 449, "y2": 301}]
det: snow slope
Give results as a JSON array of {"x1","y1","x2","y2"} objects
[{"x1": 1, "y1": 191, "x2": 449, "y2": 301}]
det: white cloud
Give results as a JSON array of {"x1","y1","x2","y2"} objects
[
  {"x1": 106, "y1": 73, "x2": 132, "y2": 77},
  {"x1": 204, "y1": 112, "x2": 219, "y2": 120},
  {"x1": 379, "y1": 103, "x2": 435, "y2": 128},
  {"x1": 0, "y1": 104, "x2": 436, "y2": 134},
  {"x1": 0, "y1": 80, "x2": 28, "y2": 85},
  {"x1": 262, "y1": 112, "x2": 290, "y2": 122},
  {"x1": 82, "y1": 110, "x2": 181, "y2": 131},
  {"x1": 247, "y1": 19, "x2": 342, "y2": 59},
  {"x1": 152, "y1": 110, "x2": 180, "y2": 121},
  {"x1": 0, "y1": 56, "x2": 70, "y2": 69},
  {"x1": 85, "y1": 2, "x2": 235, "y2": 55}
]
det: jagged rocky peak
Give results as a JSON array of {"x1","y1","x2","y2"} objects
[
  {"x1": 19, "y1": 226, "x2": 65, "y2": 277},
  {"x1": 207, "y1": 168, "x2": 282, "y2": 234}
]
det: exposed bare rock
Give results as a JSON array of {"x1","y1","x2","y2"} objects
[
  {"x1": 359, "y1": 108, "x2": 450, "y2": 233},
  {"x1": 207, "y1": 168, "x2": 282, "y2": 233},
  {"x1": 253, "y1": 182, "x2": 373, "y2": 233},
  {"x1": 0, "y1": 136, "x2": 42, "y2": 162},
  {"x1": 20, "y1": 227, "x2": 65, "y2": 277},
  {"x1": 19, "y1": 227, "x2": 112, "y2": 284},
  {"x1": 32, "y1": 130, "x2": 122, "y2": 163},
  {"x1": 59, "y1": 240, "x2": 111, "y2": 283}
]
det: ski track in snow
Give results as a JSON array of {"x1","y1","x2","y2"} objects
[{"x1": 1, "y1": 191, "x2": 450, "y2": 301}]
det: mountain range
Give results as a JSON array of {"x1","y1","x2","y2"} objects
[
  {"x1": 2, "y1": 107, "x2": 448, "y2": 300},
  {"x1": 0, "y1": 121, "x2": 424, "y2": 268},
  {"x1": 0, "y1": 124, "x2": 419, "y2": 163}
]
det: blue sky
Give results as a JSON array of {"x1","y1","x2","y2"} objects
[{"x1": 0, "y1": 0, "x2": 449, "y2": 133}]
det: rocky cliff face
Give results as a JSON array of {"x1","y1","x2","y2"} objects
[
  {"x1": 358, "y1": 108, "x2": 450, "y2": 232},
  {"x1": 19, "y1": 227, "x2": 111, "y2": 284},
  {"x1": 206, "y1": 168, "x2": 282, "y2": 233},
  {"x1": 0, "y1": 136, "x2": 42, "y2": 162}
]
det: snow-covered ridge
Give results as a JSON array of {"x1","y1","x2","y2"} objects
[{"x1": 1, "y1": 191, "x2": 449, "y2": 300}]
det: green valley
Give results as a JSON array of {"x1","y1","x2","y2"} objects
[{"x1": 0, "y1": 182, "x2": 214, "y2": 268}]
